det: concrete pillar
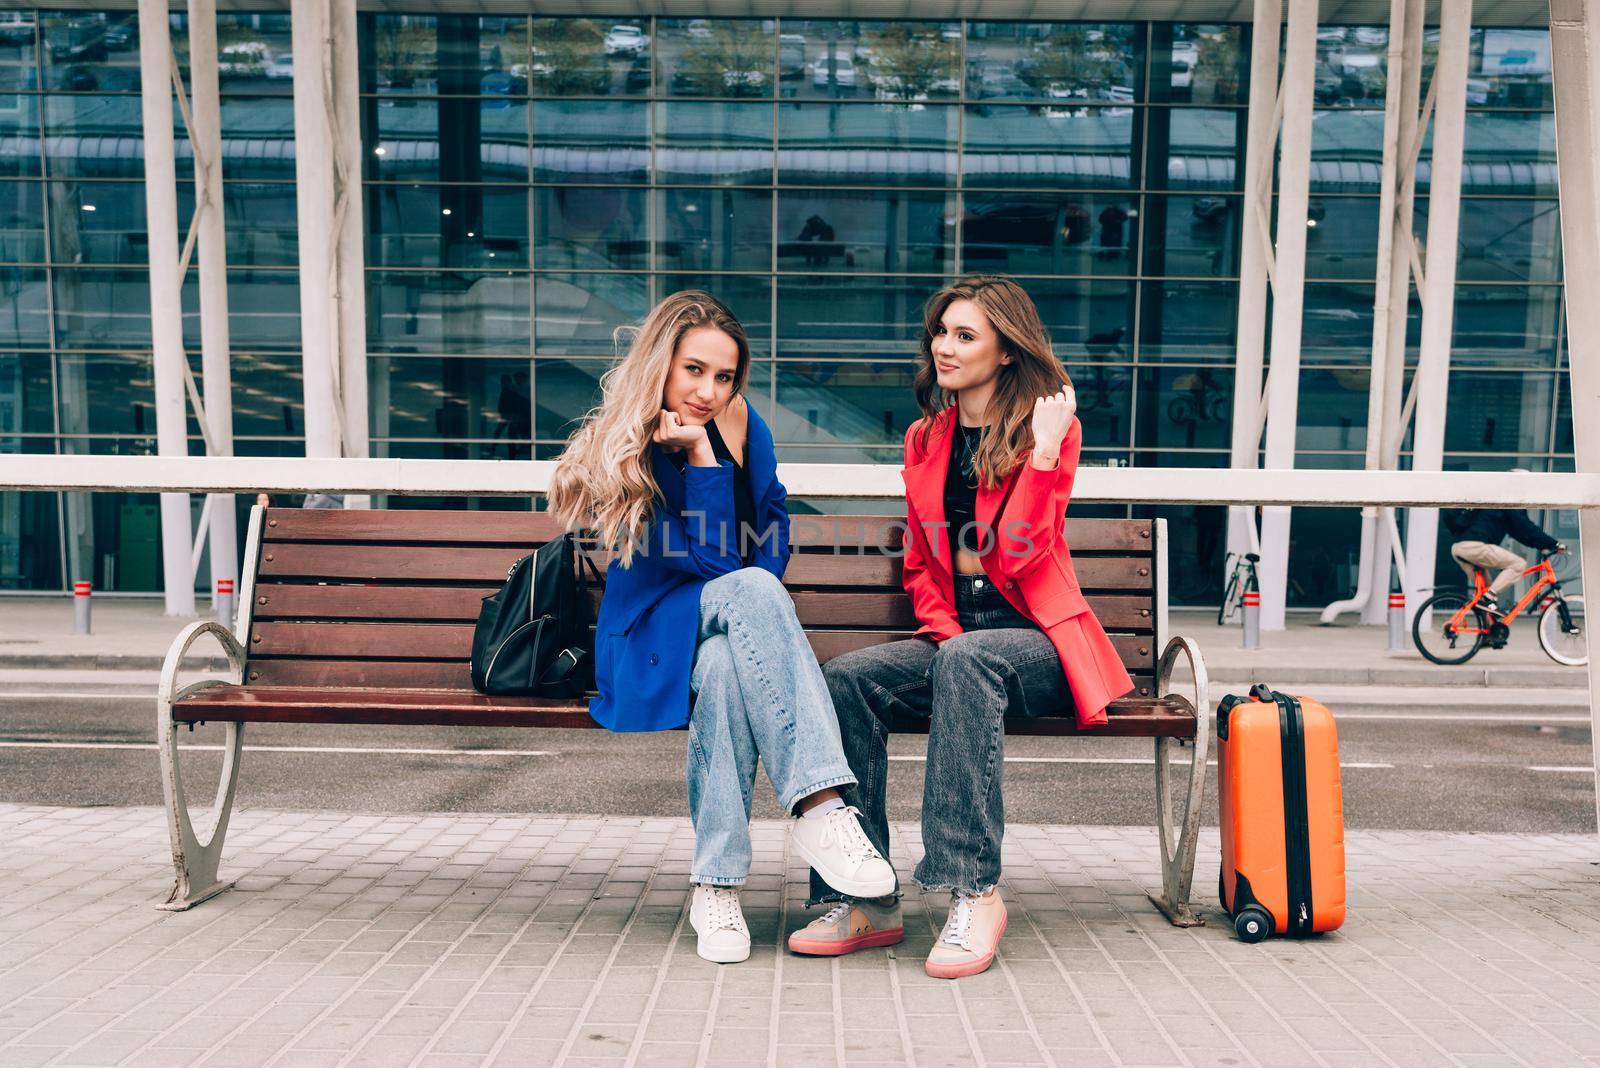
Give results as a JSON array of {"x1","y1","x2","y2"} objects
[
  {"x1": 1255, "y1": 0, "x2": 1319, "y2": 631},
  {"x1": 1548, "y1": 0, "x2": 1600, "y2": 833},
  {"x1": 1403, "y1": 2, "x2": 1473, "y2": 628},
  {"x1": 292, "y1": 0, "x2": 370, "y2": 501},
  {"x1": 187, "y1": 0, "x2": 239, "y2": 606},
  {"x1": 1224, "y1": 0, "x2": 1283, "y2": 568},
  {"x1": 137, "y1": 0, "x2": 196, "y2": 616}
]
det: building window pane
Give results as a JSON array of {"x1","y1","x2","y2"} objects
[
  {"x1": 1141, "y1": 193, "x2": 1240, "y2": 278},
  {"x1": 655, "y1": 101, "x2": 772, "y2": 185},
  {"x1": 778, "y1": 102, "x2": 956, "y2": 186},
  {"x1": 370, "y1": 184, "x2": 529, "y2": 270},
  {"x1": 776, "y1": 274, "x2": 943, "y2": 359},
  {"x1": 1149, "y1": 25, "x2": 1247, "y2": 106},
  {"x1": 775, "y1": 190, "x2": 951, "y2": 274},
  {"x1": 965, "y1": 105, "x2": 1138, "y2": 190},
  {"x1": 658, "y1": 19, "x2": 775, "y2": 100},
  {"x1": 774, "y1": 360, "x2": 920, "y2": 447},
  {"x1": 0, "y1": 94, "x2": 41, "y2": 176},
  {"x1": 0, "y1": 352, "x2": 53, "y2": 434},
  {"x1": 789, "y1": 20, "x2": 960, "y2": 103},
  {"x1": 1136, "y1": 365, "x2": 1233, "y2": 450},
  {"x1": 961, "y1": 192, "x2": 1138, "y2": 277},
  {"x1": 1137, "y1": 279, "x2": 1237, "y2": 359},
  {"x1": 533, "y1": 271, "x2": 649, "y2": 355},
  {"x1": 1069, "y1": 362, "x2": 1132, "y2": 448},
  {"x1": 1444, "y1": 370, "x2": 1555, "y2": 454},
  {"x1": 0, "y1": 181, "x2": 46, "y2": 263},
  {"x1": 533, "y1": 186, "x2": 647, "y2": 271},
  {"x1": 1148, "y1": 107, "x2": 1238, "y2": 191},
  {"x1": 1029, "y1": 278, "x2": 1137, "y2": 360},
  {"x1": 531, "y1": 18, "x2": 640, "y2": 97},
  {"x1": 42, "y1": 13, "x2": 142, "y2": 92},
  {"x1": 368, "y1": 270, "x2": 531, "y2": 355},
  {"x1": 532, "y1": 100, "x2": 648, "y2": 183},
  {"x1": 656, "y1": 273, "x2": 772, "y2": 354},
  {"x1": 967, "y1": 22, "x2": 1140, "y2": 105},
  {"x1": 655, "y1": 188, "x2": 771, "y2": 273}
]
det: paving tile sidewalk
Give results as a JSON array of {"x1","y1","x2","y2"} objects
[{"x1": 1, "y1": 805, "x2": 1598, "y2": 1068}]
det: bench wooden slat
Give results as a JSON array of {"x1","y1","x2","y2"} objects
[
  {"x1": 261, "y1": 509, "x2": 1155, "y2": 554},
  {"x1": 252, "y1": 583, "x2": 1159, "y2": 632},
  {"x1": 257, "y1": 543, "x2": 1155, "y2": 591},
  {"x1": 173, "y1": 685, "x2": 1193, "y2": 737},
  {"x1": 246, "y1": 620, "x2": 1158, "y2": 670}
]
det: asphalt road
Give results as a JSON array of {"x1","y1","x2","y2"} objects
[{"x1": 1, "y1": 678, "x2": 1594, "y2": 834}]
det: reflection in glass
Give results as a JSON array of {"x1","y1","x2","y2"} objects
[
  {"x1": 41, "y1": 12, "x2": 142, "y2": 93},
  {"x1": 0, "y1": 352, "x2": 52, "y2": 433},
  {"x1": 655, "y1": 189, "x2": 771, "y2": 273},
  {"x1": 0, "y1": 94, "x2": 40, "y2": 176},
  {"x1": 1150, "y1": 25, "x2": 1246, "y2": 105},
  {"x1": 1295, "y1": 369, "x2": 1370, "y2": 451},
  {"x1": 55, "y1": 351, "x2": 155, "y2": 435},
  {"x1": 655, "y1": 101, "x2": 772, "y2": 185},
  {"x1": 1303, "y1": 283, "x2": 1380, "y2": 362},
  {"x1": 51, "y1": 267, "x2": 148, "y2": 348},
  {"x1": 776, "y1": 190, "x2": 951, "y2": 274},
  {"x1": 779, "y1": 103, "x2": 957, "y2": 186},
  {"x1": 533, "y1": 272, "x2": 649, "y2": 355},
  {"x1": 368, "y1": 270, "x2": 531, "y2": 355},
  {"x1": 220, "y1": 352, "x2": 305, "y2": 439},
  {"x1": 658, "y1": 19, "x2": 774, "y2": 99},
  {"x1": 965, "y1": 106, "x2": 1137, "y2": 189},
  {"x1": 1419, "y1": 111, "x2": 1557, "y2": 196},
  {"x1": 187, "y1": 270, "x2": 302, "y2": 352},
  {"x1": 43, "y1": 181, "x2": 146, "y2": 264},
  {"x1": 776, "y1": 275, "x2": 945, "y2": 358},
  {"x1": 210, "y1": 14, "x2": 295, "y2": 95},
  {"x1": 533, "y1": 187, "x2": 647, "y2": 271},
  {"x1": 1444, "y1": 370, "x2": 1555, "y2": 454},
  {"x1": 1026, "y1": 279, "x2": 1137, "y2": 360},
  {"x1": 1415, "y1": 196, "x2": 1564, "y2": 285},
  {"x1": 530, "y1": 18, "x2": 626, "y2": 96},
  {"x1": 1067, "y1": 363, "x2": 1132, "y2": 449},
  {"x1": 1141, "y1": 194, "x2": 1239, "y2": 278},
  {"x1": 774, "y1": 361, "x2": 921, "y2": 446},
  {"x1": 1470, "y1": 29, "x2": 1553, "y2": 109},
  {"x1": 1136, "y1": 365, "x2": 1233, "y2": 450},
  {"x1": 0, "y1": 182, "x2": 45, "y2": 262},
  {"x1": 1307, "y1": 26, "x2": 1389, "y2": 110},
  {"x1": 41, "y1": 95, "x2": 145, "y2": 179},
  {"x1": 656, "y1": 273, "x2": 772, "y2": 353},
  {"x1": 961, "y1": 193, "x2": 1137, "y2": 276},
  {"x1": 370, "y1": 97, "x2": 530, "y2": 183},
  {"x1": 967, "y1": 22, "x2": 1140, "y2": 105},
  {"x1": 370, "y1": 184, "x2": 528, "y2": 270},
  {"x1": 371, "y1": 356, "x2": 533, "y2": 452},
  {"x1": 532, "y1": 100, "x2": 648, "y2": 183},
  {"x1": 1302, "y1": 197, "x2": 1382, "y2": 280},
  {"x1": 1138, "y1": 280, "x2": 1238, "y2": 359},
  {"x1": 0, "y1": 16, "x2": 37, "y2": 92},
  {"x1": 1452, "y1": 284, "x2": 1561, "y2": 367},
  {"x1": 1153, "y1": 108, "x2": 1241, "y2": 190},
  {"x1": 370, "y1": 15, "x2": 527, "y2": 96}
]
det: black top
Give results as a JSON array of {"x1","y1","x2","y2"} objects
[
  {"x1": 944, "y1": 422, "x2": 985, "y2": 557},
  {"x1": 1442, "y1": 508, "x2": 1559, "y2": 552},
  {"x1": 705, "y1": 417, "x2": 758, "y2": 562}
]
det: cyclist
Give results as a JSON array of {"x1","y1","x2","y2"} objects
[{"x1": 1441, "y1": 504, "x2": 1564, "y2": 615}]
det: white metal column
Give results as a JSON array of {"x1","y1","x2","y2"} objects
[
  {"x1": 137, "y1": 0, "x2": 195, "y2": 616},
  {"x1": 187, "y1": 0, "x2": 238, "y2": 604},
  {"x1": 1549, "y1": 0, "x2": 1600, "y2": 832},
  {"x1": 1403, "y1": 3, "x2": 1473, "y2": 626},
  {"x1": 292, "y1": 0, "x2": 370, "y2": 501},
  {"x1": 1255, "y1": 0, "x2": 1319, "y2": 631},
  {"x1": 1224, "y1": 0, "x2": 1282, "y2": 567}
]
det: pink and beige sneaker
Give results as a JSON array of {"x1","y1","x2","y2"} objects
[
  {"x1": 788, "y1": 897, "x2": 904, "y2": 957},
  {"x1": 925, "y1": 887, "x2": 1007, "y2": 979}
]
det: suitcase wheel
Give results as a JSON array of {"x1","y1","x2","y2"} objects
[{"x1": 1234, "y1": 906, "x2": 1272, "y2": 944}]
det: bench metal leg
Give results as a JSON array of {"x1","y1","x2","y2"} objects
[
  {"x1": 156, "y1": 621, "x2": 247, "y2": 911},
  {"x1": 1150, "y1": 635, "x2": 1211, "y2": 928}
]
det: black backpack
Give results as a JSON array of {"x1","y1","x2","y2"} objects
[{"x1": 470, "y1": 532, "x2": 602, "y2": 697}]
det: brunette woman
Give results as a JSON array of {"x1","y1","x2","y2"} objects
[
  {"x1": 791, "y1": 276, "x2": 1133, "y2": 978},
  {"x1": 549, "y1": 291, "x2": 894, "y2": 964}
]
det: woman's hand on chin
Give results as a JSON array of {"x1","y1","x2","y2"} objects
[{"x1": 654, "y1": 409, "x2": 717, "y2": 467}]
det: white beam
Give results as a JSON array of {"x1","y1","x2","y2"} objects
[
  {"x1": 1256, "y1": 0, "x2": 1320, "y2": 631},
  {"x1": 5, "y1": 457, "x2": 1600, "y2": 510},
  {"x1": 292, "y1": 0, "x2": 369, "y2": 484},
  {"x1": 1225, "y1": 0, "x2": 1283, "y2": 565},
  {"x1": 185, "y1": 0, "x2": 238, "y2": 599},
  {"x1": 1403, "y1": 1, "x2": 1473, "y2": 628},
  {"x1": 137, "y1": 0, "x2": 196, "y2": 617},
  {"x1": 1549, "y1": 0, "x2": 1600, "y2": 835}
]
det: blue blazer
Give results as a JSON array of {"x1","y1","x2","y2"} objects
[{"x1": 588, "y1": 403, "x2": 791, "y2": 732}]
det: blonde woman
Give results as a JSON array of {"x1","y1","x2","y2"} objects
[
  {"x1": 793, "y1": 277, "x2": 1134, "y2": 978},
  {"x1": 549, "y1": 291, "x2": 894, "y2": 964}
]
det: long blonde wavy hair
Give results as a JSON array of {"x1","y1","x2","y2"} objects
[
  {"x1": 912, "y1": 276, "x2": 1073, "y2": 489},
  {"x1": 548, "y1": 291, "x2": 752, "y2": 566}
]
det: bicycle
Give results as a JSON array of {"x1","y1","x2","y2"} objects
[
  {"x1": 1411, "y1": 547, "x2": 1587, "y2": 666},
  {"x1": 1218, "y1": 551, "x2": 1261, "y2": 626}
]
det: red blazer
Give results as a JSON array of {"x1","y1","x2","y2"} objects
[{"x1": 900, "y1": 407, "x2": 1134, "y2": 728}]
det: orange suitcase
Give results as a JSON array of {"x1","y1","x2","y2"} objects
[{"x1": 1217, "y1": 684, "x2": 1346, "y2": 942}]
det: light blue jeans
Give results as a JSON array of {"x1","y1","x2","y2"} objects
[{"x1": 687, "y1": 567, "x2": 857, "y2": 887}]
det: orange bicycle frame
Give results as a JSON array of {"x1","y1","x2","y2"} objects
[{"x1": 1445, "y1": 559, "x2": 1558, "y2": 635}]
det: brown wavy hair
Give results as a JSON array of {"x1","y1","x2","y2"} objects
[{"x1": 911, "y1": 276, "x2": 1072, "y2": 489}]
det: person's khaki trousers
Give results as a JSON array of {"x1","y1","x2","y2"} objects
[{"x1": 1450, "y1": 540, "x2": 1526, "y2": 595}]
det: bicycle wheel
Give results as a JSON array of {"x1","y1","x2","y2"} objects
[
  {"x1": 1218, "y1": 569, "x2": 1240, "y2": 626},
  {"x1": 1412, "y1": 590, "x2": 1488, "y2": 666},
  {"x1": 1537, "y1": 594, "x2": 1588, "y2": 667}
]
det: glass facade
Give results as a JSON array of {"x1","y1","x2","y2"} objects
[{"x1": 0, "y1": 12, "x2": 1575, "y2": 603}]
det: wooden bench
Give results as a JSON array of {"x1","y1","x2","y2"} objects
[{"x1": 157, "y1": 506, "x2": 1210, "y2": 924}]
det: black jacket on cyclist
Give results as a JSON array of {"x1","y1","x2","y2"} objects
[{"x1": 1441, "y1": 508, "x2": 1560, "y2": 552}]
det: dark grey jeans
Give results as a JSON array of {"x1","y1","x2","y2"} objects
[{"x1": 810, "y1": 572, "x2": 1072, "y2": 903}]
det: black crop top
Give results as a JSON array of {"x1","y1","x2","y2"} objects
[
  {"x1": 944, "y1": 422, "x2": 985, "y2": 556},
  {"x1": 705, "y1": 418, "x2": 758, "y2": 562}
]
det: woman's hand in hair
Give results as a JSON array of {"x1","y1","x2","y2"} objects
[
  {"x1": 1030, "y1": 388, "x2": 1077, "y2": 470},
  {"x1": 653, "y1": 409, "x2": 717, "y2": 467}
]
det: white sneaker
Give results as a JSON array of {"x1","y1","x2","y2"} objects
[
  {"x1": 689, "y1": 885, "x2": 750, "y2": 964},
  {"x1": 790, "y1": 805, "x2": 896, "y2": 899}
]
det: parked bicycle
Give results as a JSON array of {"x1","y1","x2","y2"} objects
[
  {"x1": 1218, "y1": 551, "x2": 1261, "y2": 626},
  {"x1": 1411, "y1": 547, "x2": 1586, "y2": 666}
]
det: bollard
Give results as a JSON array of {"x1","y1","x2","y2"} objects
[
  {"x1": 1242, "y1": 588, "x2": 1261, "y2": 649},
  {"x1": 1387, "y1": 588, "x2": 1406, "y2": 651},
  {"x1": 73, "y1": 581, "x2": 92, "y2": 635},
  {"x1": 215, "y1": 578, "x2": 235, "y2": 629}
]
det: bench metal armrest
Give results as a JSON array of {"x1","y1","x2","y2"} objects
[{"x1": 159, "y1": 621, "x2": 247, "y2": 707}]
